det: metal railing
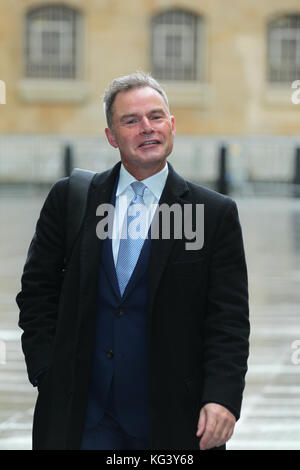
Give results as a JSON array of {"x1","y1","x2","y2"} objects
[{"x1": 0, "y1": 134, "x2": 300, "y2": 197}]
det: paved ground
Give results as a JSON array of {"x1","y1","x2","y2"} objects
[
  {"x1": 0, "y1": 187, "x2": 299, "y2": 450},
  {"x1": 227, "y1": 197, "x2": 300, "y2": 450}
]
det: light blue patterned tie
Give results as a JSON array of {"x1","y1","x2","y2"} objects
[{"x1": 116, "y1": 181, "x2": 146, "y2": 296}]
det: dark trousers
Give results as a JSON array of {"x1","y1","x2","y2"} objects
[{"x1": 80, "y1": 411, "x2": 150, "y2": 450}]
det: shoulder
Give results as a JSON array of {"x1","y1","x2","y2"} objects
[
  {"x1": 168, "y1": 161, "x2": 235, "y2": 209},
  {"x1": 184, "y1": 180, "x2": 237, "y2": 218},
  {"x1": 48, "y1": 176, "x2": 69, "y2": 197},
  {"x1": 44, "y1": 176, "x2": 70, "y2": 209},
  {"x1": 167, "y1": 162, "x2": 237, "y2": 221},
  {"x1": 34, "y1": 177, "x2": 70, "y2": 227}
]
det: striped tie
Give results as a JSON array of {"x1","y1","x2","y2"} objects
[{"x1": 116, "y1": 181, "x2": 146, "y2": 296}]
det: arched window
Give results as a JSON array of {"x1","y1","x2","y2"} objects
[
  {"x1": 151, "y1": 9, "x2": 204, "y2": 81},
  {"x1": 267, "y1": 14, "x2": 300, "y2": 83},
  {"x1": 25, "y1": 3, "x2": 81, "y2": 79}
]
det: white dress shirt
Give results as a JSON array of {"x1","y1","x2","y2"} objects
[{"x1": 112, "y1": 163, "x2": 169, "y2": 265}]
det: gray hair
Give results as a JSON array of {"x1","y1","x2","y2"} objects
[{"x1": 103, "y1": 71, "x2": 169, "y2": 129}]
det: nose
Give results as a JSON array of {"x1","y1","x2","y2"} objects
[{"x1": 140, "y1": 116, "x2": 153, "y2": 134}]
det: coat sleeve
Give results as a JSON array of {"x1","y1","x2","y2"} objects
[
  {"x1": 16, "y1": 178, "x2": 69, "y2": 385},
  {"x1": 200, "y1": 198, "x2": 250, "y2": 420}
]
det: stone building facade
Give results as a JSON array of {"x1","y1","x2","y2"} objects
[{"x1": 0, "y1": 0, "x2": 300, "y2": 185}]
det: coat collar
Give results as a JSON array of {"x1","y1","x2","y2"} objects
[{"x1": 90, "y1": 160, "x2": 188, "y2": 203}]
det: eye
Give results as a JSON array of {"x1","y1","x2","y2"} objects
[
  {"x1": 125, "y1": 116, "x2": 141, "y2": 126},
  {"x1": 151, "y1": 114, "x2": 162, "y2": 120}
]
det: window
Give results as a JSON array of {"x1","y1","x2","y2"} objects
[
  {"x1": 268, "y1": 14, "x2": 300, "y2": 83},
  {"x1": 152, "y1": 9, "x2": 203, "y2": 81},
  {"x1": 25, "y1": 4, "x2": 81, "y2": 79}
]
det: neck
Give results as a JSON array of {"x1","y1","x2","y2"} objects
[{"x1": 122, "y1": 160, "x2": 167, "y2": 181}]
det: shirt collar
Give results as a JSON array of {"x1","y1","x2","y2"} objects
[{"x1": 116, "y1": 162, "x2": 169, "y2": 200}]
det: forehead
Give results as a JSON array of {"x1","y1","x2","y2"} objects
[{"x1": 112, "y1": 86, "x2": 169, "y2": 117}]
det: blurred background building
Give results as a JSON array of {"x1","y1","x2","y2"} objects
[
  {"x1": 1, "y1": 0, "x2": 300, "y2": 450},
  {"x1": 0, "y1": 0, "x2": 300, "y2": 194}
]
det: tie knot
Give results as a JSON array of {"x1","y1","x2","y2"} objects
[{"x1": 131, "y1": 181, "x2": 146, "y2": 198}]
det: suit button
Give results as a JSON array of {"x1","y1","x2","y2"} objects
[
  {"x1": 116, "y1": 308, "x2": 124, "y2": 316},
  {"x1": 106, "y1": 350, "x2": 114, "y2": 359}
]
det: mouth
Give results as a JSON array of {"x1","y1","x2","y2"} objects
[{"x1": 138, "y1": 140, "x2": 160, "y2": 148}]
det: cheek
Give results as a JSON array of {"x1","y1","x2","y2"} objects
[
  {"x1": 162, "y1": 126, "x2": 174, "y2": 142},
  {"x1": 117, "y1": 132, "x2": 133, "y2": 146},
  {"x1": 160, "y1": 121, "x2": 174, "y2": 135},
  {"x1": 119, "y1": 135, "x2": 139, "y2": 153}
]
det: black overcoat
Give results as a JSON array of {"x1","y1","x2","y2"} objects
[{"x1": 16, "y1": 162, "x2": 249, "y2": 450}]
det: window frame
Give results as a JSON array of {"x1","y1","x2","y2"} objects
[
  {"x1": 24, "y1": 3, "x2": 82, "y2": 80},
  {"x1": 267, "y1": 13, "x2": 300, "y2": 84},
  {"x1": 151, "y1": 9, "x2": 204, "y2": 82}
]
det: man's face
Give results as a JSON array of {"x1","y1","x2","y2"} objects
[{"x1": 105, "y1": 86, "x2": 176, "y2": 178}]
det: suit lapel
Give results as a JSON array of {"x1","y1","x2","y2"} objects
[
  {"x1": 121, "y1": 233, "x2": 151, "y2": 299},
  {"x1": 100, "y1": 237, "x2": 121, "y2": 299}
]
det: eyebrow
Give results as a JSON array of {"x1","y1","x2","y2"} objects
[
  {"x1": 119, "y1": 108, "x2": 168, "y2": 122},
  {"x1": 119, "y1": 113, "x2": 139, "y2": 122}
]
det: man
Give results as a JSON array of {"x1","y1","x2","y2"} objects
[{"x1": 16, "y1": 72, "x2": 249, "y2": 450}]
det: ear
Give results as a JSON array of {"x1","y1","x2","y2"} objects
[
  {"x1": 170, "y1": 115, "x2": 176, "y2": 137},
  {"x1": 105, "y1": 127, "x2": 119, "y2": 149}
]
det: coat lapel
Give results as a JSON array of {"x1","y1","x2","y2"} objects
[
  {"x1": 147, "y1": 162, "x2": 189, "y2": 316},
  {"x1": 79, "y1": 162, "x2": 121, "y2": 307},
  {"x1": 99, "y1": 175, "x2": 122, "y2": 299}
]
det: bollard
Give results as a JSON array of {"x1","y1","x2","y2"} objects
[
  {"x1": 64, "y1": 144, "x2": 73, "y2": 177},
  {"x1": 294, "y1": 147, "x2": 300, "y2": 197},
  {"x1": 217, "y1": 145, "x2": 228, "y2": 195}
]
